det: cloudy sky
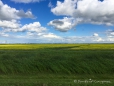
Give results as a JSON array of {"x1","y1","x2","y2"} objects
[{"x1": 0, "y1": 0, "x2": 114, "y2": 43}]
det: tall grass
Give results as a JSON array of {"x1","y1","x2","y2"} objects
[{"x1": 0, "y1": 44, "x2": 114, "y2": 75}]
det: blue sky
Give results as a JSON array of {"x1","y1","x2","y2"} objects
[{"x1": 0, "y1": 0, "x2": 114, "y2": 43}]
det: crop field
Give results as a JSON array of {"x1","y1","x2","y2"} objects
[{"x1": 0, "y1": 44, "x2": 114, "y2": 86}]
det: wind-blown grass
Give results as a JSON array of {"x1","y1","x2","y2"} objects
[
  {"x1": 0, "y1": 44, "x2": 114, "y2": 74},
  {"x1": 0, "y1": 44, "x2": 114, "y2": 86}
]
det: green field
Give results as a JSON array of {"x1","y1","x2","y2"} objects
[{"x1": 0, "y1": 44, "x2": 114, "y2": 86}]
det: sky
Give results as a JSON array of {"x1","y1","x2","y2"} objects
[{"x1": 0, "y1": 0, "x2": 114, "y2": 43}]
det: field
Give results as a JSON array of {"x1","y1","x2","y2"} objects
[{"x1": 0, "y1": 44, "x2": 114, "y2": 86}]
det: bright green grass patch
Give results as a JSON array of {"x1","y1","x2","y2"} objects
[{"x1": 0, "y1": 44, "x2": 114, "y2": 49}]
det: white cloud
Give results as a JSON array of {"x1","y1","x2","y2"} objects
[
  {"x1": 51, "y1": 0, "x2": 77, "y2": 16},
  {"x1": 11, "y1": 0, "x2": 43, "y2": 3},
  {"x1": 0, "y1": 0, "x2": 35, "y2": 20},
  {"x1": 106, "y1": 29, "x2": 114, "y2": 36},
  {"x1": 93, "y1": 37, "x2": 104, "y2": 42},
  {"x1": 48, "y1": 2, "x2": 54, "y2": 8},
  {"x1": 13, "y1": 31, "x2": 62, "y2": 43},
  {"x1": 0, "y1": 20, "x2": 47, "y2": 33},
  {"x1": 50, "y1": 0, "x2": 114, "y2": 31},
  {"x1": 91, "y1": 33, "x2": 105, "y2": 42},
  {"x1": 48, "y1": 17, "x2": 82, "y2": 32},
  {"x1": 106, "y1": 37, "x2": 114, "y2": 42},
  {"x1": 110, "y1": 32, "x2": 114, "y2": 36},
  {"x1": 0, "y1": 32, "x2": 9, "y2": 37},
  {"x1": 62, "y1": 35, "x2": 106, "y2": 43},
  {"x1": 20, "y1": 22, "x2": 47, "y2": 32},
  {"x1": 23, "y1": 23, "x2": 62, "y2": 40},
  {"x1": 93, "y1": 33, "x2": 99, "y2": 37},
  {"x1": 42, "y1": 33, "x2": 62, "y2": 39},
  {"x1": 0, "y1": 21, "x2": 62, "y2": 42},
  {"x1": 0, "y1": 20, "x2": 21, "y2": 30}
]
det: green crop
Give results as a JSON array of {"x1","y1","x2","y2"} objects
[{"x1": 0, "y1": 44, "x2": 114, "y2": 86}]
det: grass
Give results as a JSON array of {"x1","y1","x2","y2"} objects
[
  {"x1": 0, "y1": 74, "x2": 113, "y2": 86},
  {"x1": 0, "y1": 44, "x2": 114, "y2": 86}
]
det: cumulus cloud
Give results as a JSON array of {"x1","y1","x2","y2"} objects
[
  {"x1": 0, "y1": 21, "x2": 47, "y2": 33},
  {"x1": 92, "y1": 37, "x2": 104, "y2": 42},
  {"x1": 50, "y1": 0, "x2": 114, "y2": 32},
  {"x1": 23, "y1": 23, "x2": 62, "y2": 40},
  {"x1": 0, "y1": 20, "x2": 21, "y2": 30},
  {"x1": 42, "y1": 33, "x2": 61, "y2": 39},
  {"x1": 91, "y1": 33, "x2": 105, "y2": 42},
  {"x1": 16, "y1": 10, "x2": 35, "y2": 19},
  {"x1": 20, "y1": 22, "x2": 47, "y2": 32},
  {"x1": 0, "y1": 0, "x2": 35, "y2": 20},
  {"x1": 48, "y1": 17, "x2": 82, "y2": 32},
  {"x1": 51, "y1": 0, "x2": 77, "y2": 16},
  {"x1": 93, "y1": 33, "x2": 99, "y2": 37},
  {"x1": 0, "y1": 20, "x2": 62, "y2": 41},
  {"x1": 11, "y1": 0, "x2": 43, "y2": 3}
]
